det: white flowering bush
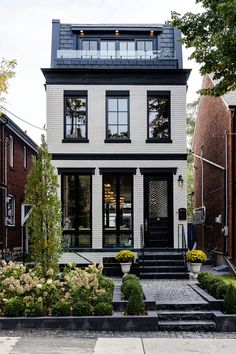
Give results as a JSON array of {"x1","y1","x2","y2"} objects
[{"x1": 0, "y1": 261, "x2": 114, "y2": 317}]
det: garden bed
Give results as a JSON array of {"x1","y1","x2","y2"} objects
[{"x1": 189, "y1": 277, "x2": 236, "y2": 332}]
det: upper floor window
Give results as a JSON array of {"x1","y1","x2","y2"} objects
[
  {"x1": 147, "y1": 92, "x2": 171, "y2": 142},
  {"x1": 137, "y1": 40, "x2": 153, "y2": 52},
  {"x1": 7, "y1": 195, "x2": 15, "y2": 226},
  {"x1": 9, "y1": 135, "x2": 14, "y2": 167},
  {"x1": 106, "y1": 92, "x2": 130, "y2": 142},
  {"x1": 23, "y1": 146, "x2": 27, "y2": 169},
  {"x1": 64, "y1": 91, "x2": 88, "y2": 141},
  {"x1": 82, "y1": 40, "x2": 98, "y2": 51}
]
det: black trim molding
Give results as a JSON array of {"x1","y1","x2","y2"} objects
[
  {"x1": 58, "y1": 168, "x2": 95, "y2": 175},
  {"x1": 104, "y1": 139, "x2": 131, "y2": 143},
  {"x1": 62, "y1": 139, "x2": 89, "y2": 143},
  {"x1": 51, "y1": 153, "x2": 187, "y2": 160},
  {"x1": 140, "y1": 168, "x2": 177, "y2": 175},
  {"x1": 106, "y1": 90, "x2": 130, "y2": 96},
  {"x1": 42, "y1": 68, "x2": 191, "y2": 86},
  {"x1": 146, "y1": 138, "x2": 172, "y2": 144},
  {"x1": 99, "y1": 168, "x2": 137, "y2": 175}
]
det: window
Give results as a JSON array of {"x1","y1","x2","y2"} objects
[
  {"x1": 82, "y1": 40, "x2": 98, "y2": 51},
  {"x1": 23, "y1": 146, "x2": 27, "y2": 169},
  {"x1": 119, "y1": 41, "x2": 135, "y2": 58},
  {"x1": 64, "y1": 92, "x2": 88, "y2": 141},
  {"x1": 101, "y1": 41, "x2": 116, "y2": 58},
  {"x1": 137, "y1": 40, "x2": 153, "y2": 51},
  {"x1": 103, "y1": 173, "x2": 133, "y2": 248},
  {"x1": 106, "y1": 93, "x2": 130, "y2": 141},
  {"x1": 7, "y1": 195, "x2": 15, "y2": 226},
  {"x1": 147, "y1": 92, "x2": 171, "y2": 142},
  {"x1": 9, "y1": 135, "x2": 14, "y2": 167},
  {"x1": 62, "y1": 173, "x2": 92, "y2": 249}
]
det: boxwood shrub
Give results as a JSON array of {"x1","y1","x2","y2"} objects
[
  {"x1": 72, "y1": 301, "x2": 93, "y2": 316},
  {"x1": 93, "y1": 302, "x2": 113, "y2": 316}
]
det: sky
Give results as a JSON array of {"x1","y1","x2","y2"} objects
[{"x1": 1, "y1": 0, "x2": 203, "y2": 144}]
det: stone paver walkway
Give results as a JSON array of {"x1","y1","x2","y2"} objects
[{"x1": 141, "y1": 279, "x2": 206, "y2": 304}]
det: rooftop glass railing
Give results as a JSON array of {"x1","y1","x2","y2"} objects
[{"x1": 57, "y1": 49, "x2": 176, "y2": 60}]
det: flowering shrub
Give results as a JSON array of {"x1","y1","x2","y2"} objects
[
  {"x1": 115, "y1": 250, "x2": 136, "y2": 263},
  {"x1": 0, "y1": 261, "x2": 114, "y2": 317},
  {"x1": 186, "y1": 250, "x2": 207, "y2": 263}
]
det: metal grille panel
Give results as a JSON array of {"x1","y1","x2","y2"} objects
[{"x1": 148, "y1": 179, "x2": 168, "y2": 218}]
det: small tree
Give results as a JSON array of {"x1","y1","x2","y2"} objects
[
  {"x1": 25, "y1": 135, "x2": 62, "y2": 274},
  {"x1": 0, "y1": 58, "x2": 16, "y2": 104}
]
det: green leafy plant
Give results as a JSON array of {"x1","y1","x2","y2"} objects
[
  {"x1": 122, "y1": 280, "x2": 143, "y2": 301},
  {"x1": 93, "y1": 302, "x2": 113, "y2": 316},
  {"x1": 25, "y1": 135, "x2": 63, "y2": 275},
  {"x1": 122, "y1": 274, "x2": 139, "y2": 284},
  {"x1": 3, "y1": 297, "x2": 25, "y2": 317},
  {"x1": 25, "y1": 301, "x2": 45, "y2": 317},
  {"x1": 186, "y1": 250, "x2": 207, "y2": 263},
  {"x1": 51, "y1": 301, "x2": 71, "y2": 316},
  {"x1": 126, "y1": 288, "x2": 145, "y2": 315},
  {"x1": 72, "y1": 301, "x2": 93, "y2": 316},
  {"x1": 224, "y1": 284, "x2": 236, "y2": 314},
  {"x1": 115, "y1": 250, "x2": 136, "y2": 263}
]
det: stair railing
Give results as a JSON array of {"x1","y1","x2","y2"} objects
[
  {"x1": 73, "y1": 251, "x2": 93, "y2": 264},
  {"x1": 178, "y1": 224, "x2": 188, "y2": 250},
  {"x1": 140, "y1": 224, "x2": 145, "y2": 274}
]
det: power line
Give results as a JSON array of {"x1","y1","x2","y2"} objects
[{"x1": 0, "y1": 105, "x2": 46, "y2": 131}]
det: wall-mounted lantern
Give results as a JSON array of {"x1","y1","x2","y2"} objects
[{"x1": 178, "y1": 175, "x2": 184, "y2": 187}]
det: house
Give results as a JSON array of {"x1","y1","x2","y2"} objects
[
  {"x1": 0, "y1": 114, "x2": 38, "y2": 258},
  {"x1": 42, "y1": 20, "x2": 190, "y2": 277},
  {"x1": 193, "y1": 74, "x2": 236, "y2": 265}
]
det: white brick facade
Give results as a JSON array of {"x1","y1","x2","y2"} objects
[{"x1": 46, "y1": 84, "x2": 187, "y2": 264}]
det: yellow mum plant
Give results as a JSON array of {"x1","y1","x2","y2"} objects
[
  {"x1": 115, "y1": 250, "x2": 136, "y2": 263},
  {"x1": 186, "y1": 250, "x2": 207, "y2": 263}
]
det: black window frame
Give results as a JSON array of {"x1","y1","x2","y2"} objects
[
  {"x1": 146, "y1": 91, "x2": 172, "y2": 143},
  {"x1": 61, "y1": 171, "x2": 93, "y2": 249},
  {"x1": 105, "y1": 91, "x2": 131, "y2": 143},
  {"x1": 63, "y1": 90, "x2": 89, "y2": 143},
  {"x1": 102, "y1": 171, "x2": 134, "y2": 249}
]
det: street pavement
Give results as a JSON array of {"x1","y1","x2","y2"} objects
[{"x1": 1, "y1": 335, "x2": 236, "y2": 354}]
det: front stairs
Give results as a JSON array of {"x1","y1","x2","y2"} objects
[{"x1": 138, "y1": 248, "x2": 189, "y2": 279}]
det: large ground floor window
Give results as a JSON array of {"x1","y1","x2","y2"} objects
[
  {"x1": 62, "y1": 173, "x2": 92, "y2": 249},
  {"x1": 103, "y1": 173, "x2": 133, "y2": 248}
]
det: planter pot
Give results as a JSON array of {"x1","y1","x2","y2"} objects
[
  {"x1": 191, "y1": 262, "x2": 202, "y2": 278},
  {"x1": 120, "y1": 262, "x2": 132, "y2": 275}
]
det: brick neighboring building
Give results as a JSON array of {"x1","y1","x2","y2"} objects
[
  {"x1": 193, "y1": 74, "x2": 236, "y2": 264},
  {"x1": 0, "y1": 114, "x2": 37, "y2": 254}
]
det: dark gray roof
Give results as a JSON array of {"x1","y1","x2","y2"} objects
[{"x1": 1, "y1": 113, "x2": 38, "y2": 152}]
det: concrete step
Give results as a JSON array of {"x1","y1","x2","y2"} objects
[
  {"x1": 140, "y1": 272, "x2": 189, "y2": 279},
  {"x1": 157, "y1": 310, "x2": 213, "y2": 321},
  {"x1": 158, "y1": 320, "x2": 216, "y2": 331},
  {"x1": 156, "y1": 303, "x2": 209, "y2": 311},
  {"x1": 140, "y1": 266, "x2": 188, "y2": 273}
]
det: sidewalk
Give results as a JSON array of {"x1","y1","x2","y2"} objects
[{"x1": 2, "y1": 336, "x2": 236, "y2": 354}]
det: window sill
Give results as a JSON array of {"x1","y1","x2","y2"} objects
[
  {"x1": 62, "y1": 139, "x2": 89, "y2": 143},
  {"x1": 145, "y1": 138, "x2": 172, "y2": 144},
  {"x1": 104, "y1": 139, "x2": 131, "y2": 143}
]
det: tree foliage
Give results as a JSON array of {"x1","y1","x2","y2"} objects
[
  {"x1": 171, "y1": 0, "x2": 236, "y2": 96},
  {"x1": 0, "y1": 58, "x2": 16, "y2": 103},
  {"x1": 25, "y1": 135, "x2": 62, "y2": 274},
  {"x1": 187, "y1": 99, "x2": 199, "y2": 217}
]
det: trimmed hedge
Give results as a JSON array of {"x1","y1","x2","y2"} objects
[
  {"x1": 120, "y1": 274, "x2": 145, "y2": 315},
  {"x1": 197, "y1": 272, "x2": 236, "y2": 313}
]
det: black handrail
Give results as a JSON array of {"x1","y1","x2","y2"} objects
[
  {"x1": 140, "y1": 224, "x2": 145, "y2": 274},
  {"x1": 74, "y1": 252, "x2": 93, "y2": 264}
]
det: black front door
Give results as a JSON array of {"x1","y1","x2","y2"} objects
[{"x1": 144, "y1": 174, "x2": 173, "y2": 248}]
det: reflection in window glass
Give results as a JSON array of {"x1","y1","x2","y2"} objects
[
  {"x1": 148, "y1": 96, "x2": 170, "y2": 139},
  {"x1": 103, "y1": 174, "x2": 133, "y2": 248},
  {"x1": 65, "y1": 97, "x2": 87, "y2": 139},
  {"x1": 62, "y1": 174, "x2": 92, "y2": 249},
  {"x1": 107, "y1": 97, "x2": 129, "y2": 139},
  {"x1": 7, "y1": 195, "x2": 15, "y2": 226}
]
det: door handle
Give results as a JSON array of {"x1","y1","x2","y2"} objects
[{"x1": 145, "y1": 219, "x2": 148, "y2": 231}]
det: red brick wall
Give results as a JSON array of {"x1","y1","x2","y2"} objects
[
  {"x1": 193, "y1": 75, "x2": 230, "y2": 255},
  {"x1": 0, "y1": 124, "x2": 37, "y2": 250}
]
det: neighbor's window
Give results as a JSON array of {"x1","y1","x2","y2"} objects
[
  {"x1": 9, "y1": 135, "x2": 14, "y2": 167},
  {"x1": 65, "y1": 95, "x2": 87, "y2": 139},
  {"x1": 7, "y1": 195, "x2": 15, "y2": 226},
  {"x1": 23, "y1": 146, "x2": 27, "y2": 169},
  {"x1": 106, "y1": 96, "x2": 129, "y2": 140},
  {"x1": 148, "y1": 93, "x2": 170, "y2": 140}
]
